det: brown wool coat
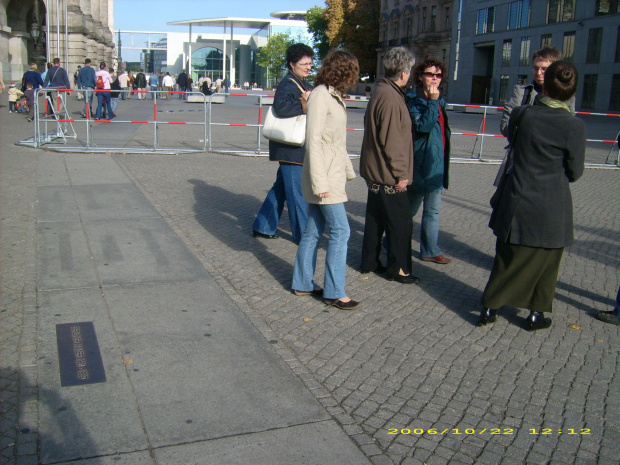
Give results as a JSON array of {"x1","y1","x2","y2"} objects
[{"x1": 360, "y1": 78, "x2": 414, "y2": 186}]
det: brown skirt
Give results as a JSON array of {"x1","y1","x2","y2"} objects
[{"x1": 482, "y1": 239, "x2": 564, "y2": 313}]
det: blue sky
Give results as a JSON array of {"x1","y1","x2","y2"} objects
[{"x1": 113, "y1": 0, "x2": 323, "y2": 32}]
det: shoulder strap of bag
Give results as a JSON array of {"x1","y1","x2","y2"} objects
[
  {"x1": 288, "y1": 78, "x2": 306, "y2": 93},
  {"x1": 510, "y1": 105, "x2": 531, "y2": 142},
  {"x1": 520, "y1": 85, "x2": 533, "y2": 106}
]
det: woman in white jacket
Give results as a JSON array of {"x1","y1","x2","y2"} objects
[{"x1": 291, "y1": 49, "x2": 360, "y2": 310}]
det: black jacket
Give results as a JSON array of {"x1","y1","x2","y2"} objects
[
  {"x1": 489, "y1": 101, "x2": 586, "y2": 248},
  {"x1": 268, "y1": 72, "x2": 313, "y2": 164},
  {"x1": 135, "y1": 72, "x2": 147, "y2": 88}
]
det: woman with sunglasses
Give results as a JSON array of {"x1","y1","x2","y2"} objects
[{"x1": 405, "y1": 58, "x2": 452, "y2": 265}]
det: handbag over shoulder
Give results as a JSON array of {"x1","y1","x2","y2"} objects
[{"x1": 262, "y1": 78, "x2": 309, "y2": 147}]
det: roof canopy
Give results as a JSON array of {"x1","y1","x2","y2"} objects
[{"x1": 168, "y1": 17, "x2": 271, "y2": 29}]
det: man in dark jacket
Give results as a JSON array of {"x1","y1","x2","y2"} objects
[
  {"x1": 177, "y1": 69, "x2": 188, "y2": 99},
  {"x1": 135, "y1": 69, "x2": 147, "y2": 100},
  {"x1": 77, "y1": 58, "x2": 96, "y2": 117},
  {"x1": 43, "y1": 57, "x2": 72, "y2": 117}
]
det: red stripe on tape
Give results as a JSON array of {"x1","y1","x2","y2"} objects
[
  {"x1": 462, "y1": 132, "x2": 478, "y2": 136},
  {"x1": 229, "y1": 123, "x2": 247, "y2": 127},
  {"x1": 95, "y1": 119, "x2": 111, "y2": 123},
  {"x1": 57, "y1": 119, "x2": 74, "y2": 122},
  {"x1": 230, "y1": 93, "x2": 248, "y2": 96},
  {"x1": 131, "y1": 120, "x2": 149, "y2": 124},
  {"x1": 168, "y1": 121, "x2": 186, "y2": 124}
]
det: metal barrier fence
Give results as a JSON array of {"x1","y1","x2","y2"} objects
[
  {"x1": 15, "y1": 90, "x2": 620, "y2": 168},
  {"x1": 16, "y1": 88, "x2": 209, "y2": 154}
]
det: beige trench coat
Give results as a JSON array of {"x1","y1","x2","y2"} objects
[{"x1": 302, "y1": 85, "x2": 356, "y2": 205}]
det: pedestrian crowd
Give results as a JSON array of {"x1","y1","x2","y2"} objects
[{"x1": 252, "y1": 43, "x2": 618, "y2": 329}]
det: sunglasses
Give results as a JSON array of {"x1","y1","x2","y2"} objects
[{"x1": 423, "y1": 72, "x2": 442, "y2": 78}]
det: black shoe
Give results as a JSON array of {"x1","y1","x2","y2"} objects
[
  {"x1": 525, "y1": 311, "x2": 552, "y2": 331},
  {"x1": 477, "y1": 308, "x2": 498, "y2": 326},
  {"x1": 253, "y1": 230, "x2": 279, "y2": 239},
  {"x1": 360, "y1": 264, "x2": 387, "y2": 274},
  {"x1": 293, "y1": 288, "x2": 324, "y2": 297},
  {"x1": 324, "y1": 298, "x2": 361, "y2": 310},
  {"x1": 387, "y1": 273, "x2": 420, "y2": 284}
]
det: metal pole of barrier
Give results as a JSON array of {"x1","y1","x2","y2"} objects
[
  {"x1": 153, "y1": 91, "x2": 159, "y2": 150},
  {"x1": 203, "y1": 93, "x2": 208, "y2": 152},
  {"x1": 208, "y1": 96, "x2": 213, "y2": 152},
  {"x1": 257, "y1": 95, "x2": 263, "y2": 153},
  {"x1": 478, "y1": 106, "x2": 488, "y2": 159}
]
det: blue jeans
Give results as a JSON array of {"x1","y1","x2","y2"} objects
[
  {"x1": 408, "y1": 187, "x2": 443, "y2": 258},
  {"x1": 95, "y1": 91, "x2": 114, "y2": 119},
  {"x1": 110, "y1": 97, "x2": 119, "y2": 113},
  {"x1": 253, "y1": 163, "x2": 307, "y2": 244},
  {"x1": 292, "y1": 203, "x2": 350, "y2": 300},
  {"x1": 82, "y1": 87, "x2": 94, "y2": 116}
]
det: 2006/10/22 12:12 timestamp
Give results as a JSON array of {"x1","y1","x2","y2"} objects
[{"x1": 387, "y1": 428, "x2": 591, "y2": 435}]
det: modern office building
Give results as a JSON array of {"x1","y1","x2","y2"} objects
[
  {"x1": 1, "y1": 0, "x2": 115, "y2": 83},
  {"x1": 163, "y1": 12, "x2": 311, "y2": 87},
  {"x1": 449, "y1": 0, "x2": 620, "y2": 111},
  {"x1": 376, "y1": 0, "x2": 453, "y2": 93}
]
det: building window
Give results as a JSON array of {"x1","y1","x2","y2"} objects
[
  {"x1": 616, "y1": 26, "x2": 620, "y2": 62},
  {"x1": 476, "y1": 7, "x2": 495, "y2": 34},
  {"x1": 499, "y1": 75, "x2": 511, "y2": 102},
  {"x1": 422, "y1": 7, "x2": 427, "y2": 32},
  {"x1": 610, "y1": 75, "x2": 620, "y2": 111},
  {"x1": 430, "y1": 6, "x2": 437, "y2": 32},
  {"x1": 517, "y1": 74, "x2": 529, "y2": 85},
  {"x1": 445, "y1": 7, "x2": 451, "y2": 30},
  {"x1": 502, "y1": 40, "x2": 512, "y2": 66},
  {"x1": 586, "y1": 28, "x2": 603, "y2": 63},
  {"x1": 520, "y1": 37, "x2": 531, "y2": 66},
  {"x1": 563, "y1": 31, "x2": 576, "y2": 62},
  {"x1": 541, "y1": 33, "x2": 553, "y2": 47},
  {"x1": 596, "y1": 0, "x2": 620, "y2": 15},
  {"x1": 582, "y1": 74, "x2": 598, "y2": 109},
  {"x1": 508, "y1": 0, "x2": 531, "y2": 29},
  {"x1": 547, "y1": 0, "x2": 575, "y2": 23}
]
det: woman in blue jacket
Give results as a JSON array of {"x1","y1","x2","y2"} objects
[{"x1": 405, "y1": 57, "x2": 451, "y2": 265}]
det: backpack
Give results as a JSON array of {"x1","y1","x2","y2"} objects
[{"x1": 96, "y1": 75, "x2": 104, "y2": 89}]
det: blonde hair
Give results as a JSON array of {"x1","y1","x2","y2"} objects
[{"x1": 30, "y1": 63, "x2": 38, "y2": 71}]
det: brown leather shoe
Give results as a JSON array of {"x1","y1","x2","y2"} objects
[
  {"x1": 293, "y1": 288, "x2": 324, "y2": 297},
  {"x1": 324, "y1": 298, "x2": 361, "y2": 310},
  {"x1": 422, "y1": 255, "x2": 452, "y2": 264}
]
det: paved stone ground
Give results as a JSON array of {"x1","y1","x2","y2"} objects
[
  {"x1": 112, "y1": 151, "x2": 620, "y2": 465},
  {"x1": 1, "y1": 94, "x2": 619, "y2": 464}
]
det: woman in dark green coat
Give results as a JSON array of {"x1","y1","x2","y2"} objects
[{"x1": 479, "y1": 61, "x2": 586, "y2": 331}]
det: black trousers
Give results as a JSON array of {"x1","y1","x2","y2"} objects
[{"x1": 361, "y1": 188, "x2": 412, "y2": 276}]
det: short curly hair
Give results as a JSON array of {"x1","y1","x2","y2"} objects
[
  {"x1": 314, "y1": 49, "x2": 359, "y2": 95},
  {"x1": 286, "y1": 43, "x2": 315, "y2": 70},
  {"x1": 412, "y1": 57, "x2": 447, "y2": 87}
]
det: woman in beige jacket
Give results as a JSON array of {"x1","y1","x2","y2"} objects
[{"x1": 291, "y1": 50, "x2": 360, "y2": 310}]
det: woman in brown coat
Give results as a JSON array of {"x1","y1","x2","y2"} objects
[{"x1": 479, "y1": 61, "x2": 585, "y2": 331}]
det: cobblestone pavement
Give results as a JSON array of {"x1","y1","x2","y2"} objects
[{"x1": 112, "y1": 152, "x2": 620, "y2": 465}]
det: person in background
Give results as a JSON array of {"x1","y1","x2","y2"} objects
[
  {"x1": 359, "y1": 47, "x2": 419, "y2": 284},
  {"x1": 161, "y1": 72, "x2": 174, "y2": 100},
  {"x1": 135, "y1": 69, "x2": 147, "y2": 100},
  {"x1": 74, "y1": 65, "x2": 83, "y2": 100},
  {"x1": 127, "y1": 70, "x2": 135, "y2": 98},
  {"x1": 8, "y1": 83, "x2": 23, "y2": 113},
  {"x1": 292, "y1": 49, "x2": 360, "y2": 310},
  {"x1": 109, "y1": 68, "x2": 121, "y2": 116},
  {"x1": 252, "y1": 43, "x2": 314, "y2": 244},
  {"x1": 480, "y1": 61, "x2": 585, "y2": 331},
  {"x1": 500, "y1": 46, "x2": 574, "y2": 137},
  {"x1": 77, "y1": 58, "x2": 96, "y2": 118},
  {"x1": 177, "y1": 69, "x2": 188, "y2": 99},
  {"x1": 43, "y1": 58, "x2": 72, "y2": 118},
  {"x1": 22, "y1": 63, "x2": 43, "y2": 122},
  {"x1": 94, "y1": 61, "x2": 115, "y2": 120},
  {"x1": 149, "y1": 71, "x2": 159, "y2": 100},
  {"x1": 405, "y1": 57, "x2": 452, "y2": 265},
  {"x1": 596, "y1": 287, "x2": 620, "y2": 326},
  {"x1": 24, "y1": 82, "x2": 35, "y2": 122},
  {"x1": 40, "y1": 62, "x2": 52, "y2": 82},
  {"x1": 118, "y1": 70, "x2": 129, "y2": 100}
]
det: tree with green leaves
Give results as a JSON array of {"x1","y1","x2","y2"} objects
[
  {"x1": 306, "y1": 6, "x2": 330, "y2": 60},
  {"x1": 257, "y1": 33, "x2": 294, "y2": 85}
]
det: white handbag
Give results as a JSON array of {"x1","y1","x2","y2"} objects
[{"x1": 262, "y1": 78, "x2": 308, "y2": 147}]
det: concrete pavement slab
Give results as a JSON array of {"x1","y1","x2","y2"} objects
[
  {"x1": 37, "y1": 221, "x2": 99, "y2": 291},
  {"x1": 102, "y1": 281, "x2": 332, "y2": 448},
  {"x1": 154, "y1": 421, "x2": 371, "y2": 464},
  {"x1": 37, "y1": 288, "x2": 148, "y2": 463},
  {"x1": 83, "y1": 218, "x2": 208, "y2": 286},
  {"x1": 62, "y1": 153, "x2": 133, "y2": 186},
  {"x1": 53, "y1": 450, "x2": 154, "y2": 465},
  {"x1": 72, "y1": 184, "x2": 161, "y2": 222},
  {"x1": 37, "y1": 186, "x2": 79, "y2": 222}
]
